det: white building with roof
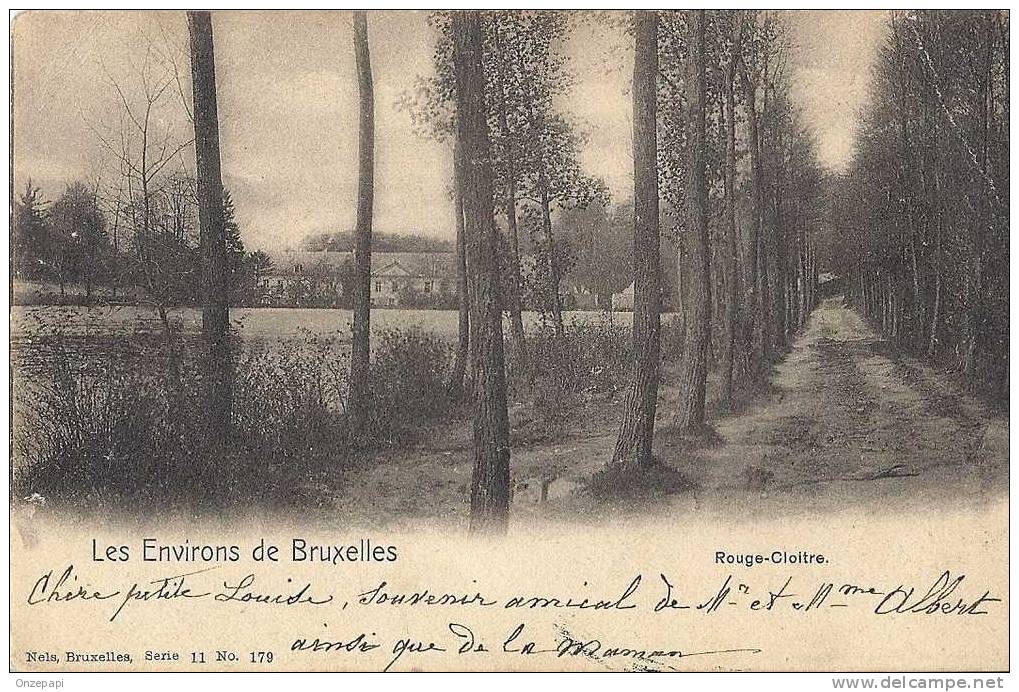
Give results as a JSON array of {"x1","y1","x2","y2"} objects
[{"x1": 261, "y1": 251, "x2": 456, "y2": 307}]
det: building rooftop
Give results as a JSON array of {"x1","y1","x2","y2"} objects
[{"x1": 267, "y1": 251, "x2": 455, "y2": 278}]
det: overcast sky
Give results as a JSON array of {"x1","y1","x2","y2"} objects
[{"x1": 12, "y1": 10, "x2": 888, "y2": 252}]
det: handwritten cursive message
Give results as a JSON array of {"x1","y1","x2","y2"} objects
[{"x1": 22, "y1": 564, "x2": 1001, "y2": 671}]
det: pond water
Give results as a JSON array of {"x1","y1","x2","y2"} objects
[
  {"x1": 10, "y1": 305, "x2": 641, "y2": 384},
  {"x1": 10, "y1": 305, "x2": 634, "y2": 341}
]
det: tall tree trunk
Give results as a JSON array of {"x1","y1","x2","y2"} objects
[
  {"x1": 188, "y1": 10, "x2": 232, "y2": 467},
  {"x1": 674, "y1": 10, "x2": 710, "y2": 432},
  {"x1": 926, "y1": 139, "x2": 944, "y2": 360},
  {"x1": 794, "y1": 225, "x2": 805, "y2": 328},
  {"x1": 504, "y1": 178, "x2": 527, "y2": 344},
  {"x1": 610, "y1": 10, "x2": 660, "y2": 469},
  {"x1": 772, "y1": 133, "x2": 788, "y2": 349},
  {"x1": 896, "y1": 30, "x2": 924, "y2": 350},
  {"x1": 538, "y1": 169, "x2": 564, "y2": 337},
  {"x1": 347, "y1": 10, "x2": 375, "y2": 439},
  {"x1": 453, "y1": 11, "x2": 511, "y2": 532},
  {"x1": 674, "y1": 235, "x2": 687, "y2": 333},
  {"x1": 758, "y1": 71, "x2": 775, "y2": 360},
  {"x1": 963, "y1": 14, "x2": 993, "y2": 379},
  {"x1": 719, "y1": 46, "x2": 740, "y2": 412},
  {"x1": 915, "y1": 107, "x2": 941, "y2": 354},
  {"x1": 882, "y1": 269, "x2": 890, "y2": 334},
  {"x1": 927, "y1": 235, "x2": 943, "y2": 356},
  {"x1": 110, "y1": 203, "x2": 120, "y2": 299},
  {"x1": 492, "y1": 20, "x2": 527, "y2": 350},
  {"x1": 812, "y1": 241, "x2": 819, "y2": 309},
  {"x1": 740, "y1": 65, "x2": 765, "y2": 378},
  {"x1": 85, "y1": 179, "x2": 96, "y2": 302},
  {"x1": 448, "y1": 139, "x2": 470, "y2": 397},
  {"x1": 804, "y1": 234, "x2": 814, "y2": 315}
]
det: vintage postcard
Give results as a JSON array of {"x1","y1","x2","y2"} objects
[{"x1": 8, "y1": 8, "x2": 1010, "y2": 678}]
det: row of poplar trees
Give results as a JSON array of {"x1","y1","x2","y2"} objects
[
  {"x1": 184, "y1": 10, "x2": 827, "y2": 522},
  {"x1": 442, "y1": 10, "x2": 828, "y2": 531},
  {"x1": 832, "y1": 10, "x2": 1009, "y2": 400}
]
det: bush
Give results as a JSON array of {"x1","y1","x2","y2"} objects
[
  {"x1": 231, "y1": 330, "x2": 349, "y2": 487},
  {"x1": 13, "y1": 360, "x2": 202, "y2": 512},
  {"x1": 506, "y1": 317, "x2": 633, "y2": 427},
  {"x1": 367, "y1": 327, "x2": 456, "y2": 442},
  {"x1": 12, "y1": 332, "x2": 352, "y2": 514}
]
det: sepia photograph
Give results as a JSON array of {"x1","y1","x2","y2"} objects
[{"x1": 7, "y1": 7, "x2": 1010, "y2": 677}]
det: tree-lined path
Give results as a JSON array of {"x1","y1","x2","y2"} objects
[{"x1": 654, "y1": 296, "x2": 1008, "y2": 519}]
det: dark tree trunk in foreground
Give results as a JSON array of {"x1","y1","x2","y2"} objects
[
  {"x1": 674, "y1": 10, "x2": 711, "y2": 431},
  {"x1": 610, "y1": 11, "x2": 660, "y2": 468},
  {"x1": 453, "y1": 11, "x2": 511, "y2": 532},
  {"x1": 348, "y1": 10, "x2": 375, "y2": 439},
  {"x1": 188, "y1": 10, "x2": 232, "y2": 458},
  {"x1": 449, "y1": 139, "x2": 470, "y2": 396}
]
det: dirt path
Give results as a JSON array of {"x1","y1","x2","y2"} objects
[
  {"x1": 656, "y1": 297, "x2": 1005, "y2": 520},
  {"x1": 518, "y1": 295, "x2": 1008, "y2": 523},
  {"x1": 313, "y1": 297, "x2": 1007, "y2": 528}
]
